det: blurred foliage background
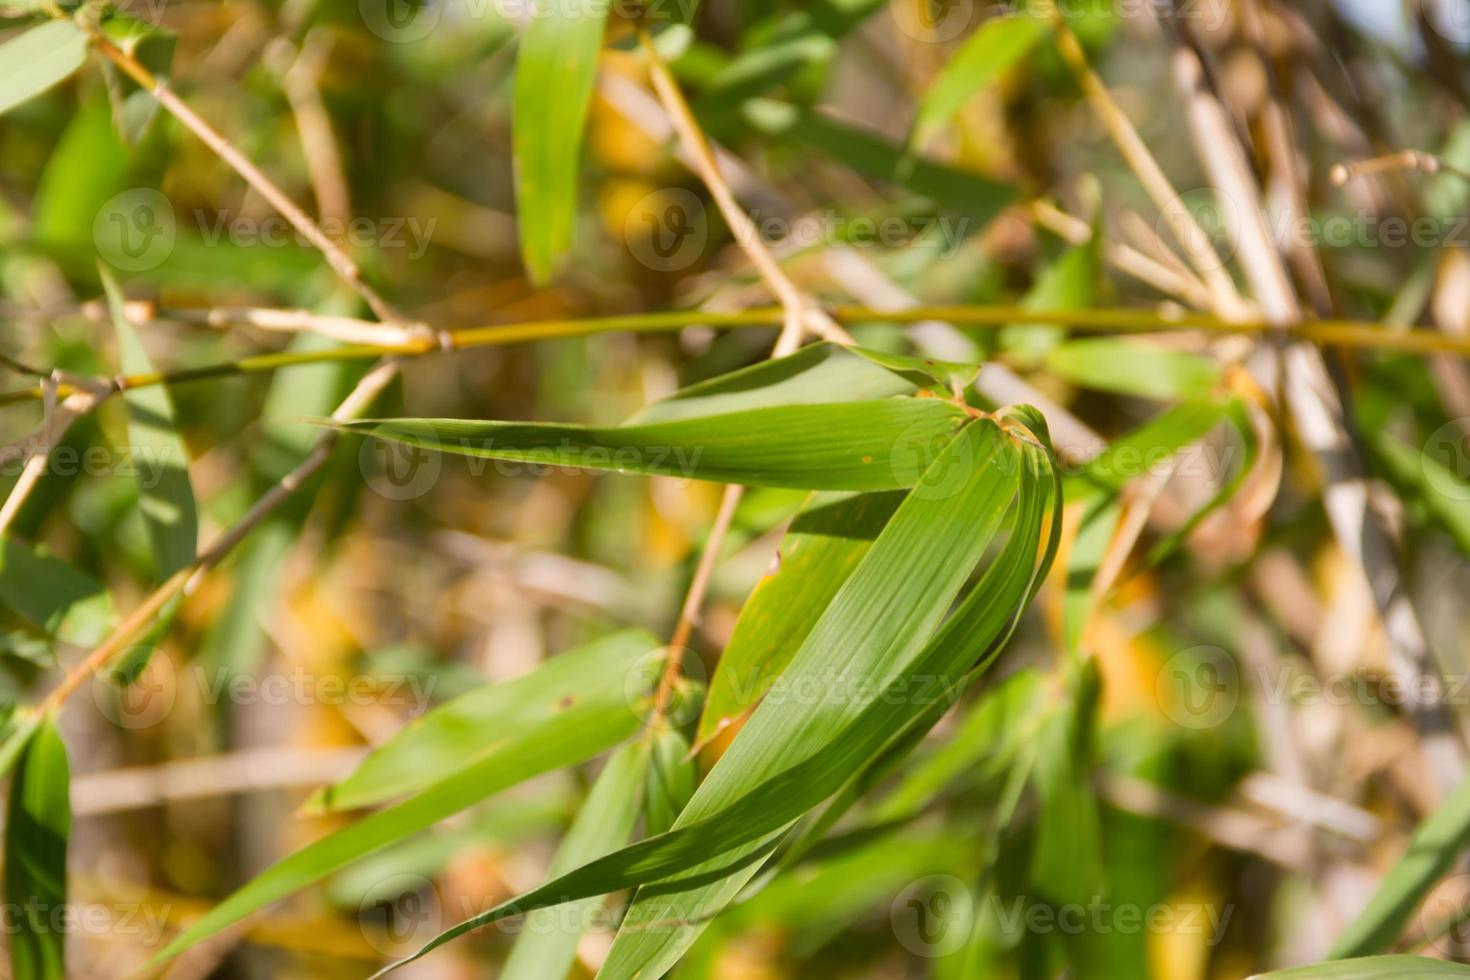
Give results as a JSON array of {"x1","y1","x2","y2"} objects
[{"x1": 7, "y1": 0, "x2": 1470, "y2": 977}]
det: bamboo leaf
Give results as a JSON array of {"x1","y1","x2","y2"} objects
[
  {"x1": 315, "y1": 629, "x2": 659, "y2": 812},
  {"x1": 1066, "y1": 399, "x2": 1231, "y2": 501},
  {"x1": 644, "y1": 729, "x2": 695, "y2": 837},
  {"x1": 1329, "y1": 771, "x2": 1470, "y2": 958},
  {"x1": 695, "y1": 489, "x2": 902, "y2": 748},
  {"x1": 0, "y1": 20, "x2": 88, "y2": 117},
  {"x1": 513, "y1": 0, "x2": 610, "y2": 283},
  {"x1": 1255, "y1": 958, "x2": 1470, "y2": 979},
  {"x1": 1028, "y1": 659, "x2": 1103, "y2": 906},
  {"x1": 0, "y1": 536, "x2": 114, "y2": 646},
  {"x1": 630, "y1": 343, "x2": 973, "y2": 424},
  {"x1": 740, "y1": 99, "x2": 1015, "y2": 224},
  {"x1": 1044, "y1": 338, "x2": 1222, "y2": 401},
  {"x1": 1372, "y1": 429, "x2": 1470, "y2": 557},
  {"x1": 1000, "y1": 239, "x2": 1099, "y2": 364},
  {"x1": 693, "y1": 0, "x2": 886, "y2": 114},
  {"x1": 4, "y1": 714, "x2": 69, "y2": 980},
  {"x1": 500, "y1": 739, "x2": 650, "y2": 980},
  {"x1": 324, "y1": 398, "x2": 970, "y2": 491},
  {"x1": 147, "y1": 632, "x2": 661, "y2": 965},
  {"x1": 0, "y1": 711, "x2": 40, "y2": 783},
  {"x1": 100, "y1": 265, "x2": 198, "y2": 577},
  {"x1": 911, "y1": 14, "x2": 1048, "y2": 148},
  {"x1": 356, "y1": 412, "x2": 1060, "y2": 977}
]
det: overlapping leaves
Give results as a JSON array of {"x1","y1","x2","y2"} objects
[{"x1": 150, "y1": 346, "x2": 1062, "y2": 972}]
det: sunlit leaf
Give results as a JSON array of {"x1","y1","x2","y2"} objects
[
  {"x1": 356, "y1": 413, "x2": 1060, "y2": 976},
  {"x1": 0, "y1": 20, "x2": 88, "y2": 117},
  {"x1": 501, "y1": 739, "x2": 650, "y2": 980},
  {"x1": 513, "y1": 0, "x2": 610, "y2": 282},
  {"x1": 911, "y1": 14, "x2": 1049, "y2": 148},
  {"x1": 100, "y1": 264, "x2": 198, "y2": 577},
  {"x1": 0, "y1": 537, "x2": 113, "y2": 646},
  {"x1": 4, "y1": 714, "x2": 69, "y2": 980},
  {"x1": 148, "y1": 632, "x2": 661, "y2": 964},
  {"x1": 1255, "y1": 958, "x2": 1470, "y2": 979},
  {"x1": 1044, "y1": 338, "x2": 1222, "y2": 401},
  {"x1": 316, "y1": 630, "x2": 659, "y2": 812},
  {"x1": 323, "y1": 398, "x2": 970, "y2": 491}
]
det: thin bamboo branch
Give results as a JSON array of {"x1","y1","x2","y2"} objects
[
  {"x1": 83, "y1": 29, "x2": 409, "y2": 331},
  {"x1": 1046, "y1": 6, "x2": 1253, "y2": 320},
  {"x1": 268, "y1": 30, "x2": 353, "y2": 229},
  {"x1": 636, "y1": 28, "x2": 849, "y2": 349},
  {"x1": 36, "y1": 360, "x2": 399, "y2": 717},
  {"x1": 1331, "y1": 149, "x2": 1470, "y2": 188},
  {"x1": 7, "y1": 303, "x2": 1470, "y2": 407}
]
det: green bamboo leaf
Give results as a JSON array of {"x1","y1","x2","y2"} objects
[
  {"x1": 874, "y1": 668, "x2": 1046, "y2": 820},
  {"x1": 147, "y1": 633, "x2": 661, "y2": 965},
  {"x1": 324, "y1": 398, "x2": 970, "y2": 491},
  {"x1": 693, "y1": 0, "x2": 886, "y2": 114},
  {"x1": 1066, "y1": 399, "x2": 1231, "y2": 501},
  {"x1": 356, "y1": 413, "x2": 1060, "y2": 977},
  {"x1": 1000, "y1": 238, "x2": 1099, "y2": 364},
  {"x1": 99, "y1": 265, "x2": 198, "y2": 577},
  {"x1": 0, "y1": 536, "x2": 114, "y2": 646},
  {"x1": 911, "y1": 14, "x2": 1049, "y2": 148},
  {"x1": 1064, "y1": 496, "x2": 1121, "y2": 654},
  {"x1": 0, "y1": 710, "x2": 40, "y2": 784},
  {"x1": 740, "y1": 99, "x2": 1015, "y2": 224},
  {"x1": 315, "y1": 629, "x2": 659, "y2": 812},
  {"x1": 1256, "y1": 958, "x2": 1470, "y2": 979},
  {"x1": 696, "y1": 489, "x2": 902, "y2": 745},
  {"x1": 644, "y1": 729, "x2": 695, "y2": 838},
  {"x1": 513, "y1": 0, "x2": 611, "y2": 283},
  {"x1": 0, "y1": 20, "x2": 88, "y2": 117},
  {"x1": 597, "y1": 418, "x2": 1053, "y2": 977},
  {"x1": 1044, "y1": 338, "x2": 1222, "y2": 401},
  {"x1": 630, "y1": 343, "x2": 974, "y2": 425},
  {"x1": 1329, "y1": 771, "x2": 1470, "y2": 958},
  {"x1": 99, "y1": 13, "x2": 174, "y2": 144},
  {"x1": 1372, "y1": 429, "x2": 1470, "y2": 557},
  {"x1": 5, "y1": 714, "x2": 69, "y2": 980},
  {"x1": 1142, "y1": 396, "x2": 1256, "y2": 567},
  {"x1": 501, "y1": 740, "x2": 650, "y2": 980},
  {"x1": 1028, "y1": 658, "x2": 1103, "y2": 906}
]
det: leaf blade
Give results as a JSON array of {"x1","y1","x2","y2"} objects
[
  {"x1": 100, "y1": 265, "x2": 198, "y2": 577},
  {"x1": 911, "y1": 14, "x2": 1048, "y2": 147},
  {"x1": 5, "y1": 715, "x2": 69, "y2": 980},
  {"x1": 327, "y1": 398, "x2": 970, "y2": 491},
  {"x1": 0, "y1": 20, "x2": 88, "y2": 118},
  {"x1": 513, "y1": 0, "x2": 610, "y2": 283}
]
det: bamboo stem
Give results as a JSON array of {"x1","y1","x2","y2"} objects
[{"x1": 5, "y1": 304, "x2": 1467, "y2": 407}]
